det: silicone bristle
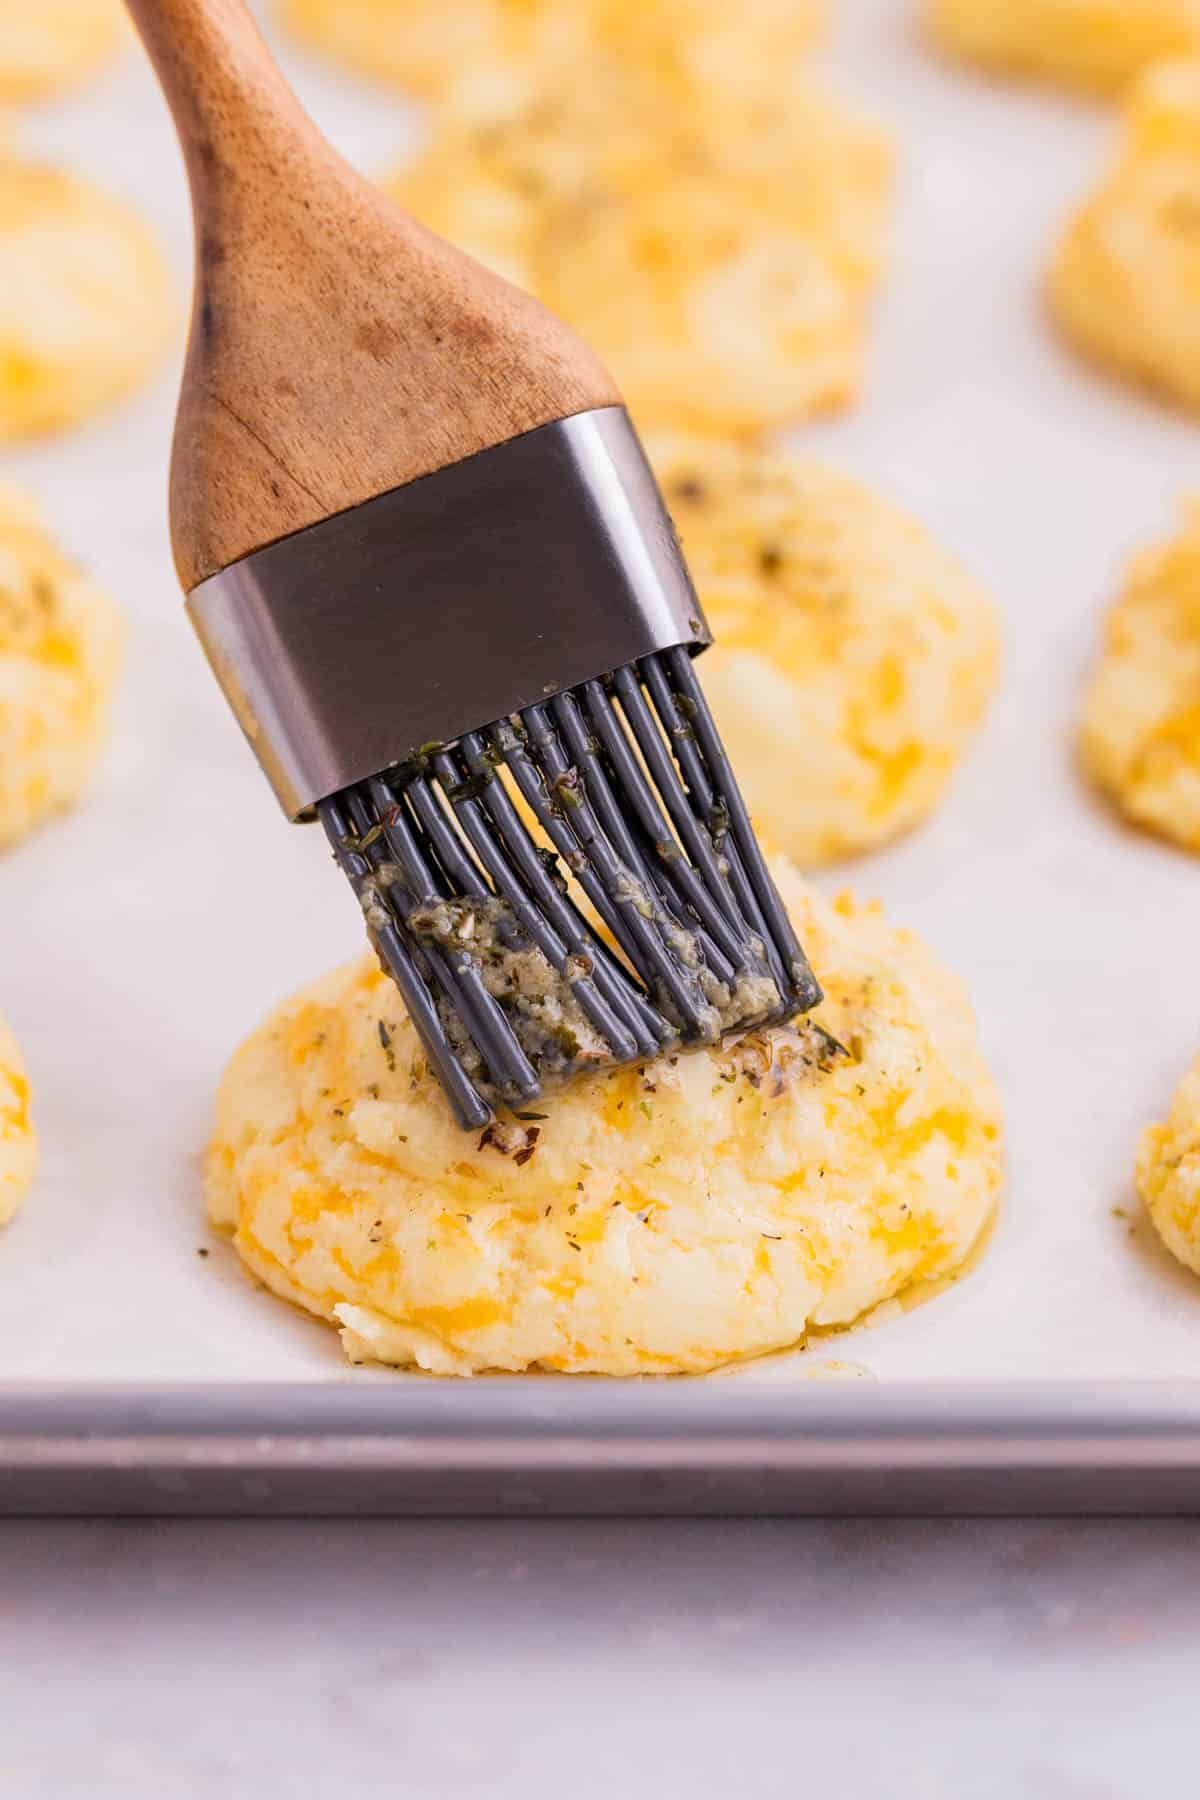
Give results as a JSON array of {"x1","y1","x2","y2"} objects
[{"x1": 320, "y1": 652, "x2": 820, "y2": 1128}]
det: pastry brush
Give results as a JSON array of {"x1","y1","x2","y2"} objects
[{"x1": 126, "y1": 0, "x2": 822, "y2": 1128}]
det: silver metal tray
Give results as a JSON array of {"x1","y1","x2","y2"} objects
[
  {"x1": 5, "y1": 1383, "x2": 1200, "y2": 1515},
  {"x1": 3, "y1": 8, "x2": 1200, "y2": 1516}
]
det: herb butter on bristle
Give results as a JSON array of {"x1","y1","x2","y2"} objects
[
  {"x1": 350, "y1": 850, "x2": 783, "y2": 1107},
  {"x1": 206, "y1": 858, "x2": 1003, "y2": 1376},
  {"x1": 405, "y1": 892, "x2": 615, "y2": 1097}
]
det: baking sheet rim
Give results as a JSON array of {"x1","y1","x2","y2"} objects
[{"x1": 5, "y1": 1379, "x2": 1200, "y2": 1514}]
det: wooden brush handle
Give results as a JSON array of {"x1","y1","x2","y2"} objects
[{"x1": 125, "y1": 0, "x2": 619, "y2": 589}]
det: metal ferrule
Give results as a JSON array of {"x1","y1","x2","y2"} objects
[{"x1": 186, "y1": 406, "x2": 710, "y2": 820}]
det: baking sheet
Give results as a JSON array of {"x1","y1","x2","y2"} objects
[{"x1": 2, "y1": 0, "x2": 1198, "y2": 1392}]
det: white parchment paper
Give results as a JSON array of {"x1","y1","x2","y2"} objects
[{"x1": 1, "y1": 1, "x2": 1197, "y2": 1384}]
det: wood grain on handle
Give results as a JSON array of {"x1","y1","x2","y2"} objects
[{"x1": 124, "y1": 0, "x2": 620, "y2": 589}]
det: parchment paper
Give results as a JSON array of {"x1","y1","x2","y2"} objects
[{"x1": 1, "y1": 1, "x2": 1197, "y2": 1383}]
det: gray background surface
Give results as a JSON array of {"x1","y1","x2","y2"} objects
[{"x1": 0, "y1": 1517, "x2": 1189, "y2": 1797}]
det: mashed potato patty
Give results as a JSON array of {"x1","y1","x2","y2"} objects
[
  {"x1": 389, "y1": 65, "x2": 891, "y2": 435},
  {"x1": 654, "y1": 436, "x2": 1000, "y2": 864},
  {"x1": 1138, "y1": 1056, "x2": 1200, "y2": 1273},
  {"x1": 0, "y1": 484, "x2": 123, "y2": 848},
  {"x1": 925, "y1": 0, "x2": 1200, "y2": 95},
  {"x1": 207, "y1": 862, "x2": 1003, "y2": 1376},
  {"x1": 1079, "y1": 497, "x2": 1200, "y2": 849},
  {"x1": 0, "y1": 1015, "x2": 34, "y2": 1225},
  {"x1": 0, "y1": 148, "x2": 173, "y2": 440},
  {"x1": 1049, "y1": 59, "x2": 1200, "y2": 411}
]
